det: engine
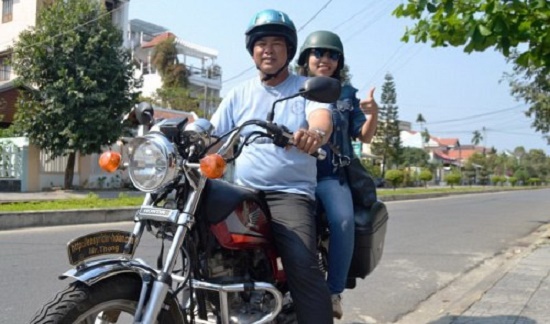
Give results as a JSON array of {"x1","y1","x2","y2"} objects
[{"x1": 202, "y1": 247, "x2": 279, "y2": 322}]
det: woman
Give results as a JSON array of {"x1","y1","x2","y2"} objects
[{"x1": 297, "y1": 30, "x2": 379, "y2": 319}]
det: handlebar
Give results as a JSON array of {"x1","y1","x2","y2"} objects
[{"x1": 216, "y1": 119, "x2": 326, "y2": 161}]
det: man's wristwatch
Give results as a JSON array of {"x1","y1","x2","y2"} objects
[{"x1": 311, "y1": 128, "x2": 327, "y2": 143}]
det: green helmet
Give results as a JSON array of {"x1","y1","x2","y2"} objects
[{"x1": 297, "y1": 30, "x2": 344, "y2": 69}]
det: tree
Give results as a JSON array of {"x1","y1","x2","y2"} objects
[
  {"x1": 505, "y1": 55, "x2": 550, "y2": 134},
  {"x1": 421, "y1": 127, "x2": 431, "y2": 145},
  {"x1": 401, "y1": 147, "x2": 429, "y2": 168},
  {"x1": 416, "y1": 113, "x2": 426, "y2": 131},
  {"x1": 371, "y1": 73, "x2": 402, "y2": 175},
  {"x1": 471, "y1": 130, "x2": 483, "y2": 146},
  {"x1": 147, "y1": 37, "x2": 203, "y2": 115},
  {"x1": 445, "y1": 171, "x2": 462, "y2": 189},
  {"x1": 152, "y1": 37, "x2": 187, "y2": 87},
  {"x1": 416, "y1": 113, "x2": 427, "y2": 148},
  {"x1": 12, "y1": 0, "x2": 140, "y2": 189},
  {"x1": 393, "y1": 1, "x2": 550, "y2": 137},
  {"x1": 393, "y1": 1, "x2": 550, "y2": 69},
  {"x1": 419, "y1": 169, "x2": 433, "y2": 188},
  {"x1": 384, "y1": 169, "x2": 404, "y2": 190}
]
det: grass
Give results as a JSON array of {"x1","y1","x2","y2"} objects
[
  {"x1": 377, "y1": 185, "x2": 534, "y2": 196},
  {"x1": 0, "y1": 185, "x2": 544, "y2": 212},
  {"x1": 0, "y1": 192, "x2": 143, "y2": 212}
]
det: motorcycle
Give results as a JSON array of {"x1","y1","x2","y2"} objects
[{"x1": 30, "y1": 76, "x2": 388, "y2": 324}]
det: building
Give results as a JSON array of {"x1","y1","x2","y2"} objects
[
  {"x1": 0, "y1": 0, "x2": 129, "y2": 128},
  {"x1": 129, "y1": 19, "x2": 222, "y2": 118}
]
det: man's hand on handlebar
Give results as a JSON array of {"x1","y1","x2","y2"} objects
[{"x1": 293, "y1": 129, "x2": 323, "y2": 155}]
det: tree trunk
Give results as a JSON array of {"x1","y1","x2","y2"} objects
[{"x1": 64, "y1": 152, "x2": 76, "y2": 189}]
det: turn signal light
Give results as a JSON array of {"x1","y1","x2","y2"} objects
[
  {"x1": 200, "y1": 154, "x2": 226, "y2": 179},
  {"x1": 99, "y1": 151, "x2": 121, "y2": 173}
]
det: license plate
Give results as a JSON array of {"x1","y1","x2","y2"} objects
[{"x1": 67, "y1": 230, "x2": 136, "y2": 265}]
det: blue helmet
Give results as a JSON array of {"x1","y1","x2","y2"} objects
[{"x1": 245, "y1": 9, "x2": 298, "y2": 60}]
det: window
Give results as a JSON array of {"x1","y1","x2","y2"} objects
[
  {"x1": 0, "y1": 56, "x2": 11, "y2": 81},
  {"x1": 2, "y1": 0, "x2": 13, "y2": 23}
]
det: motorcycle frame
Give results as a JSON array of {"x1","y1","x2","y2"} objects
[{"x1": 61, "y1": 166, "x2": 283, "y2": 324}]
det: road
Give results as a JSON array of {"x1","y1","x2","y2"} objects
[{"x1": 1, "y1": 188, "x2": 549, "y2": 323}]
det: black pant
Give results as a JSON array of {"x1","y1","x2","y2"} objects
[{"x1": 265, "y1": 191, "x2": 333, "y2": 324}]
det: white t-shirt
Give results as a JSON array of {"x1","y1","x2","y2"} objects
[{"x1": 210, "y1": 74, "x2": 330, "y2": 198}]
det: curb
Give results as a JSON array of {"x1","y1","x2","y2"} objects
[
  {"x1": 0, "y1": 188, "x2": 544, "y2": 231},
  {"x1": 0, "y1": 207, "x2": 137, "y2": 231}
]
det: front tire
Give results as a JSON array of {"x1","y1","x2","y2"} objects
[{"x1": 30, "y1": 274, "x2": 182, "y2": 324}]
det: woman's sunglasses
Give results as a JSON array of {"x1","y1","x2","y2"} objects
[{"x1": 310, "y1": 48, "x2": 341, "y2": 61}]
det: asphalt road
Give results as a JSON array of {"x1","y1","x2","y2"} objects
[{"x1": 1, "y1": 188, "x2": 549, "y2": 323}]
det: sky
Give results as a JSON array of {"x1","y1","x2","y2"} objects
[{"x1": 128, "y1": 0, "x2": 550, "y2": 155}]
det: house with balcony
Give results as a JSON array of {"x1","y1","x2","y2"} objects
[{"x1": 129, "y1": 19, "x2": 222, "y2": 118}]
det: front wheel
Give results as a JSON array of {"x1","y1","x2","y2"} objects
[{"x1": 30, "y1": 274, "x2": 182, "y2": 324}]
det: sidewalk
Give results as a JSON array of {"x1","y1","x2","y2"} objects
[
  {"x1": 396, "y1": 224, "x2": 550, "y2": 324},
  {"x1": 450, "y1": 242, "x2": 550, "y2": 323},
  {"x1": 0, "y1": 189, "x2": 144, "y2": 203}
]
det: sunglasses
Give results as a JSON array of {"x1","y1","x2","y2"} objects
[{"x1": 310, "y1": 48, "x2": 341, "y2": 61}]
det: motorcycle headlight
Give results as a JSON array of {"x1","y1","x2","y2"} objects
[{"x1": 128, "y1": 133, "x2": 181, "y2": 192}]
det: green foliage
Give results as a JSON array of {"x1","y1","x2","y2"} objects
[
  {"x1": 11, "y1": 0, "x2": 141, "y2": 188},
  {"x1": 528, "y1": 177, "x2": 542, "y2": 186},
  {"x1": 371, "y1": 73, "x2": 402, "y2": 175},
  {"x1": 393, "y1": 1, "x2": 550, "y2": 137},
  {"x1": 513, "y1": 168, "x2": 530, "y2": 185},
  {"x1": 0, "y1": 194, "x2": 143, "y2": 212},
  {"x1": 0, "y1": 126, "x2": 20, "y2": 138},
  {"x1": 505, "y1": 52, "x2": 550, "y2": 134},
  {"x1": 445, "y1": 172, "x2": 462, "y2": 188},
  {"x1": 491, "y1": 175, "x2": 506, "y2": 186},
  {"x1": 471, "y1": 130, "x2": 483, "y2": 146},
  {"x1": 508, "y1": 176, "x2": 518, "y2": 186},
  {"x1": 393, "y1": 0, "x2": 550, "y2": 69},
  {"x1": 152, "y1": 37, "x2": 188, "y2": 88},
  {"x1": 401, "y1": 147, "x2": 429, "y2": 167},
  {"x1": 385, "y1": 169, "x2": 404, "y2": 189},
  {"x1": 361, "y1": 159, "x2": 381, "y2": 178},
  {"x1": 419, "y1": 169, "x2": 433, "y2": 187},
  {"x1": 149, "y1": 87, "x2": 202, "y2": 115}
]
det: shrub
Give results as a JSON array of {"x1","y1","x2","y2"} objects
[
  {"x1": 445, "y1": 172, "x2": 462, "y2": 189},
  {"x1": 385, "y1": 169, "x2": 404, "y2": 190},
  {"x1": 419, "y1": 169, "x2": 433, "y2": 188}
]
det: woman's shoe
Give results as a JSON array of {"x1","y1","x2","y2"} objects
[{"x1": 332, "y1": 294, "x2": 343, "y2": 319}]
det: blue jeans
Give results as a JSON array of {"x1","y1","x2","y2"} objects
[{"x1": 316, "y1": 178, "x2": 355, "y2": 295}]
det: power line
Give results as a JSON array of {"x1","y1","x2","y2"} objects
[
  {"x1": 297, "y1": 0, "x2": 334, "y2": 32},
  {"x1": 222, "y1": 66, "x2": 255, "y2": 84},
  {"x1": 425, "y1": 104, "x2": 526, "y2": 125},
  {"x1": 359, "y1": 42, "x2": 406, "y2": 92},
  {"x1": 343, "y1": 0, "x2": 397, "y2": 44},
  {"x1": 331, "y1": 2, "x2": 373, "y2": 31}
]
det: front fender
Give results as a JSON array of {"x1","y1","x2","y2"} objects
[{"x1": 60, "y1": 258, "x2": 158, "y2": 286}]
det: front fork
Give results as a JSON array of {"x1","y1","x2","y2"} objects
[
  {"x1": 139, "y1": 223, "x2": 190, "y2": 323},
  {"x1": 138, "y1": 178, "x2": 205, "y2": 323}
]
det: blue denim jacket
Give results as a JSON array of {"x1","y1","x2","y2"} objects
[{"x1": 317, "y1": 84, "x2": 366, "y2": 180}]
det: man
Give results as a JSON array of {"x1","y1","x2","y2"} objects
[{"x1": 210, "y1": 9, "x2": 334, "y2": 324}]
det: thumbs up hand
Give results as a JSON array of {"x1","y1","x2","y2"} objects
[{"x1": 359, "y1": 87, "x2": 378, "y2": 115}]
